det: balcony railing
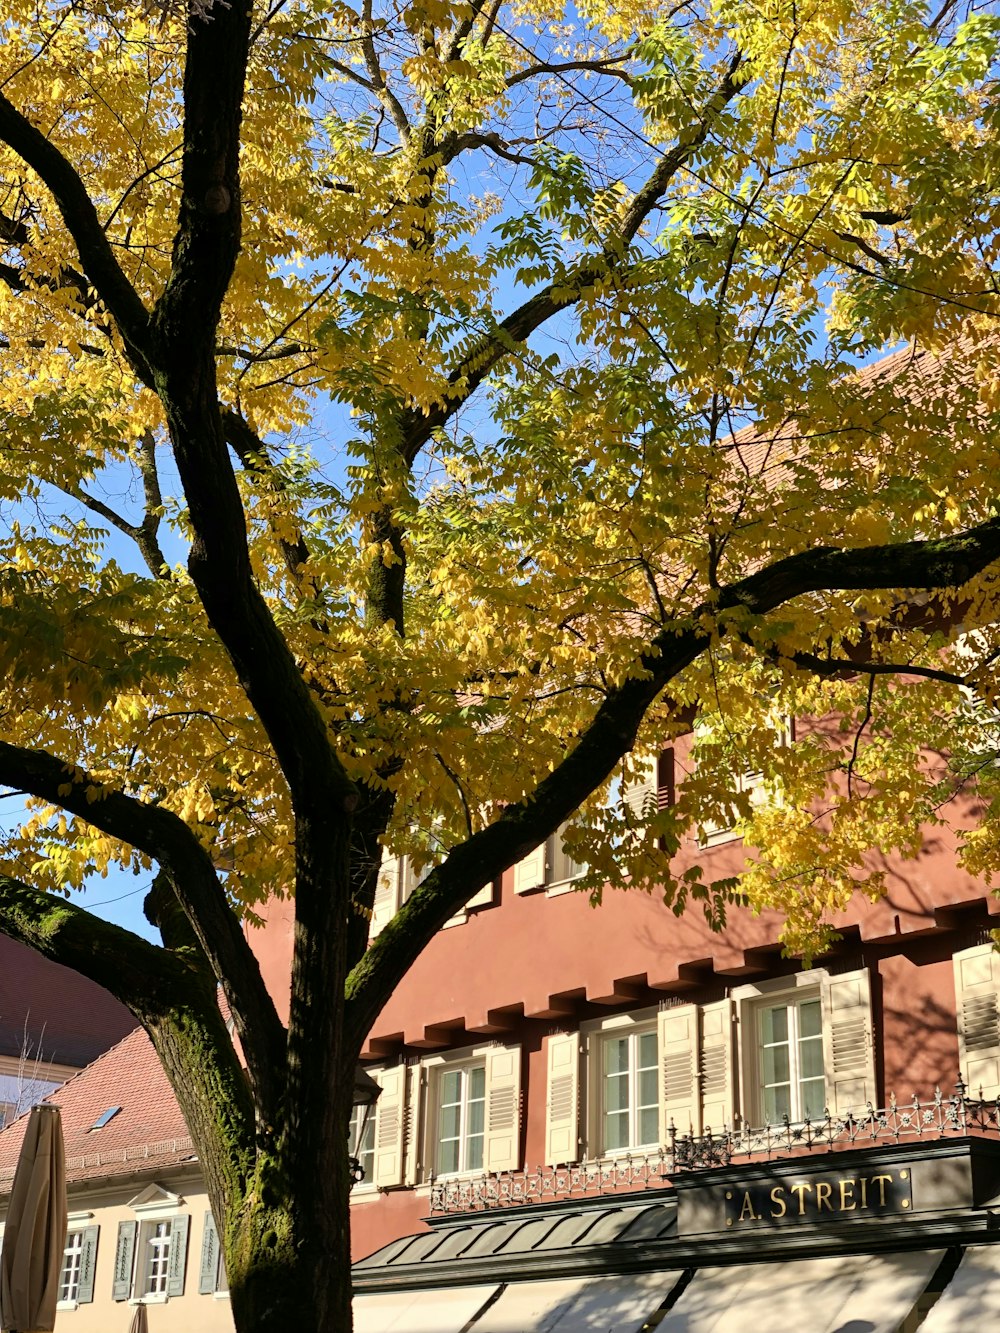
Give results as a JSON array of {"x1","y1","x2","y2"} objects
[{"x1": 429, "y1": 1080, "x2": 1000, "y2": 1214}]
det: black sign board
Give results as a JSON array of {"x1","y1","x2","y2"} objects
[{"x1": 723, "y1": 1166, "x2": 913, "y2": 1227}]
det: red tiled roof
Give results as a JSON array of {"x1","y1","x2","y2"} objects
[
  {"x1": 0, "y1": 1027, "x2": 194, "y2": 1190},
  {"x1": 0, "y1": 933, "x2": 135, "y2": 1068}
]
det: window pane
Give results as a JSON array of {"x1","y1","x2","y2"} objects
[
  {"x1": 438, "y1": 1137, "x2": 459, "y2": 1174},
  {"x1": 638, "y1": 1066, "x2": 658, "y2": 1109},
  {"x1": 762, "y1": 1043, "x2": 790, "y2": 1085},
  {"x1": 763, "y1": 1083, "x2": 792, "y2": 1122},
  {"x1": 440, "y1": 1069, "x2": 462, "y2": 1106},
  {"x1": 604, "y1": 1110, "x2": 629, "y2": 1150},
  {"x1": 467, "y1": 1095, "x2": 485, "y2": 1139},
  {"x1": 799, "y1": 999, "x2": 822, "y2": 1038},
  {"x1": 605, "y1": 1072, "x2": 629, "y2": 1113},
  {"x1": 801, "y1": 1077, "x2": 826, "y2": 1119},
  {"x1": 639, "y1": 1105, "x2": 659, "y2": 1146},
  {"x1": 469, "y1": 1065, "x2": 486, "y2": 1101},
  {"x1": 761, "y1": 1005, "x2": 788, "y2": 1044},
  {"x1": 799, "y1": 1035, "x2": 824, "y2": 1081},
  {"x1": 604, "y1": 1037, "x2": 629, "y2": 1076},
  {"x1": 637, "y1": 1031, "x2": 658, "y2": 1069},
  {"x1": 439, "y1": 1102, "x2": 461, "y2": 1140}
]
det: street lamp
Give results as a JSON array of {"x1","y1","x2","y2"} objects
[{"x1": 349, "y1": 1064, "x2": 382, "y2": 1187}]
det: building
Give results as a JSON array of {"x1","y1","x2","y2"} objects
[
  {"x1": 0, "y1": 1026, "x2": 232, "y2": 1332},
  {"x1": 252, "y1": 710, "x2": 1000, "y2": 1328},
  {"x1": 0, "y1": 931, "x2": 136, "y2": 1125}
]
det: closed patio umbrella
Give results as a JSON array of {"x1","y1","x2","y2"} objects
[
  {"x1": 0, "y1": 1105, "x2": 67, "y2": 1333},
  {"x1": 127, "y1": 1303, "x2": 148, "y2": 1333}
]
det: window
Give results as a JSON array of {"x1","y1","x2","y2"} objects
[
  {"x1": 734, "y1": 969, "x2": 875, "y2": 1126},
  {"x1": 601, "y1": 1027, "x2": 659, "y2": 1152},
  {"x1": 423, "y1": 1044, "x2": 521, "y2": 1179},
  {"x1": 142, "y1": 1220, "x2": 172, "y2": 1296},
  {"x1": 112, "y1": 1192, "x2": 190, "y2": 1303},
  {"x1": 513, "y1": 825, "x2": 585, "y2": 895},
  {"x1": 436, "y1": 1062, "x2": 486, "y2": 1175},
  {"x1": 57, "y1": 1222, "x2": 98, "y2": 1308},
  {"x1": 758, "y1": 994, "x2": 825, "y2": 1122},
  {"x1": 59, "y1": 1231, "x2": 84, "y2": 1303},
  {"x1": 348, "y1": 1100, "x2": 377, "y2": 1185}
]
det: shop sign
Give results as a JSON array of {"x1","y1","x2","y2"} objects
[{"x1": 723, "y1": 1167, "x2": 913, "y2": 1227}]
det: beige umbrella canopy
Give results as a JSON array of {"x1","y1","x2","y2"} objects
[
  {"x1": 127, "y1": 1303, "x2": 148, "y2": 1333},
  {"x1": 0, "y1": 1105, "x2": 67, "y2": 1333}
]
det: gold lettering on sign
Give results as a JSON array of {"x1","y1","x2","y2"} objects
[
  {"x1": 860, "y1": 1177, "x2": 868, "y2": 1208},
  {"x1": 815, "y1": 1182, "x2": 833, "y2": 1212},
  {"x1": 739, "y1": 1191, "x2": 760, "y2": 1222},
  {"x1": 769, "y1": 1186, "x2": 787, "y2": 1219},
  {"x1": 872, "y1": 1174, "x2": 893, "y2": 1206},
  {"x1": 839, "y1": 1180, "x2": 856, "y2": 1211},
  {"x1": 789, "y1": 1182, "x2": 813, "y2": 1215}
]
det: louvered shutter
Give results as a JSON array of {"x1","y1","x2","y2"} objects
[
  {"x1": 699, "y1": 999, "x2": 735, "y2": 1132},
  {"x1": 166, "y1": 1214, "x2": 190, "y2": 1297},
  {"x1": 513, "y1": 842, "x2": 547, "y2": 894},
  {"x1": 483, "y1": 1045, "x2": 521, "y2": 1172},
  {"x1": 77, "y1": 1226, "x2": 99, "y2": 1304},
  {"x1": 372, "y1": 1064, "x2": 407, "y2": 1188},
  {"x1": 622, "y1": 756, "x2": 659, "y2": 822},
  {"x1": 198, "y1": 1213, "x2": 219, "y2": 1295},
  {"x1": 403, "y1": 1062, "x2": 422, "y2": 1186},
  {"x1": 658, "y1": 1004, "x2": 700, "y2": 1140},
  {"x1": 954, "y1": 944, "x2": 1000, "y2": 1098},
  {"x1": 370, "y1": 854, "x2": 400, "y2": 938},
  {"x1": 112, "y1": 1220, "x2": 137, "y2": 1300},
  {"x1": 544, "y1": 1033, "x2": 580, "y2": 1166},
  {"x1": 821, "y1": 968, "x2": 877, "y2": 1115}
]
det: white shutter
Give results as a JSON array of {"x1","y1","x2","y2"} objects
[
  {"x1": 466, "y1": 880, "x2": 495, "y2": 910},
  {"x1": 370, "y1": 853, "x2": 400, "y2": 938},
  {"x1": 821, "y1": 968, "x2": 877, "y2": 1115},
  {"x1": 372, "y1": 1064, "x2": 407, "y2": 1188},
  {"x1": 166, "y1": 1213, "x2": 190, "y2": 1297},
  {"x1": 513, "y1": 842, "x2": 547, "y2": 893},
  {"x1": 77, "y1": 1226, "x2": 99, "y2": 1304},
  {"x1": 112, "y1": 1221, "x2": 137, "y2": 1301},
  {"x1": 403, "y1": 1062, "x2": 423, "y2": 1186},
  {"x1": 483, "y1": 1045, "x2": 521, "y2": 1172},
  {"x1": 544, "y1": 1032, "x2": 580, "y2": 1166},
  {"x1": 658, "y1": 1004, "x2": 700, "y2": 1139},
  {"x1": 198, "y1": 1212, "x2": 220, "y2": 1295},
  {"x1": 699, "y1": 999, "x2": 735, "y2": 1132},
  {"x1": 954, "y1": 944, "x2": 1000, "y2": 1099},
  {"x1": 622, "y1": 756, "x2": 659, "y2": 821}
]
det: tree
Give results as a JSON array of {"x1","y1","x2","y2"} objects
[{"x1": 1, "y1": 0, "x2": 1000, "y2": 1328}]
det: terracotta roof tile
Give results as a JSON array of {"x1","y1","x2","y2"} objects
[
  {"x1": 0, "y1": 1027, "x2": 193, "y2": 1190},
  {"x1": 0, "y1": 933, "x2": 135, "y2": 1068}
]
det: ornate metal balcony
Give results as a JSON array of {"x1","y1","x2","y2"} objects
[{"x1": 429, "y1": 1080, "x2": 1000, "y2": 1214}]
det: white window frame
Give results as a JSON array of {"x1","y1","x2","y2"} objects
[
  {"x1": 348, "y1": 1091, "x2": 379, "y2": 1197},
  {"x1": 57, "y1": 1228, "x2": 85, "y2": 1308},
  {"x1": 432, "y1": 1057, "x2": 487, "y2": 1178},
  {"x1": 580, "y1": 1008, "x2": 660, "y2": 1158},
  {"x1": 140, "y1": 1219, "x2": 173, "y2": 1299},
  {"x1": 421, "y1": 1042, "x2": 522, "y2": 1182},
  {"x1": 120, "y1": 1188, "x2": 188, "y2": 1306},
  {"x1": 734, "y1": 973, "x2": 829, "y2": 1127},
  {"x1": 692, "y1": 716, "x2": 793, "y2": 847},
  {"x1": 755, "y1": 990, "x2": 825, "y2": 1124}
]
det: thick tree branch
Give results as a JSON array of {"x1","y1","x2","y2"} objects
[
  {"x1": 344, "y1": 516, "x2": 1000, "y2": 1045},
  {"x1": 0, "y1": 97, "x2": 151, "y2": 372},
  {"x1": 0, "y1": 739, "x2": 284, "y2": 1115}
]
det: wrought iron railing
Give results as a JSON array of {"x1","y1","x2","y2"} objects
[{"x1": 429, "y1": 1080, "x2": 1000, "y2": 1214}]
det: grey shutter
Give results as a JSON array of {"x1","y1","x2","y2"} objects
[
  {"x1": 198, "y1": 1212, "x2": 219, "y2": 1295},
  {"x1": 166, "y1": 1214, "x2": 190, "y2": 1297},
  {"x1": 77, "y1": 1226, "x2": 99, "y2": 1304},
  {"x1": 112, "y1": 1220, "x2": 137, "y2": 1301}
]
